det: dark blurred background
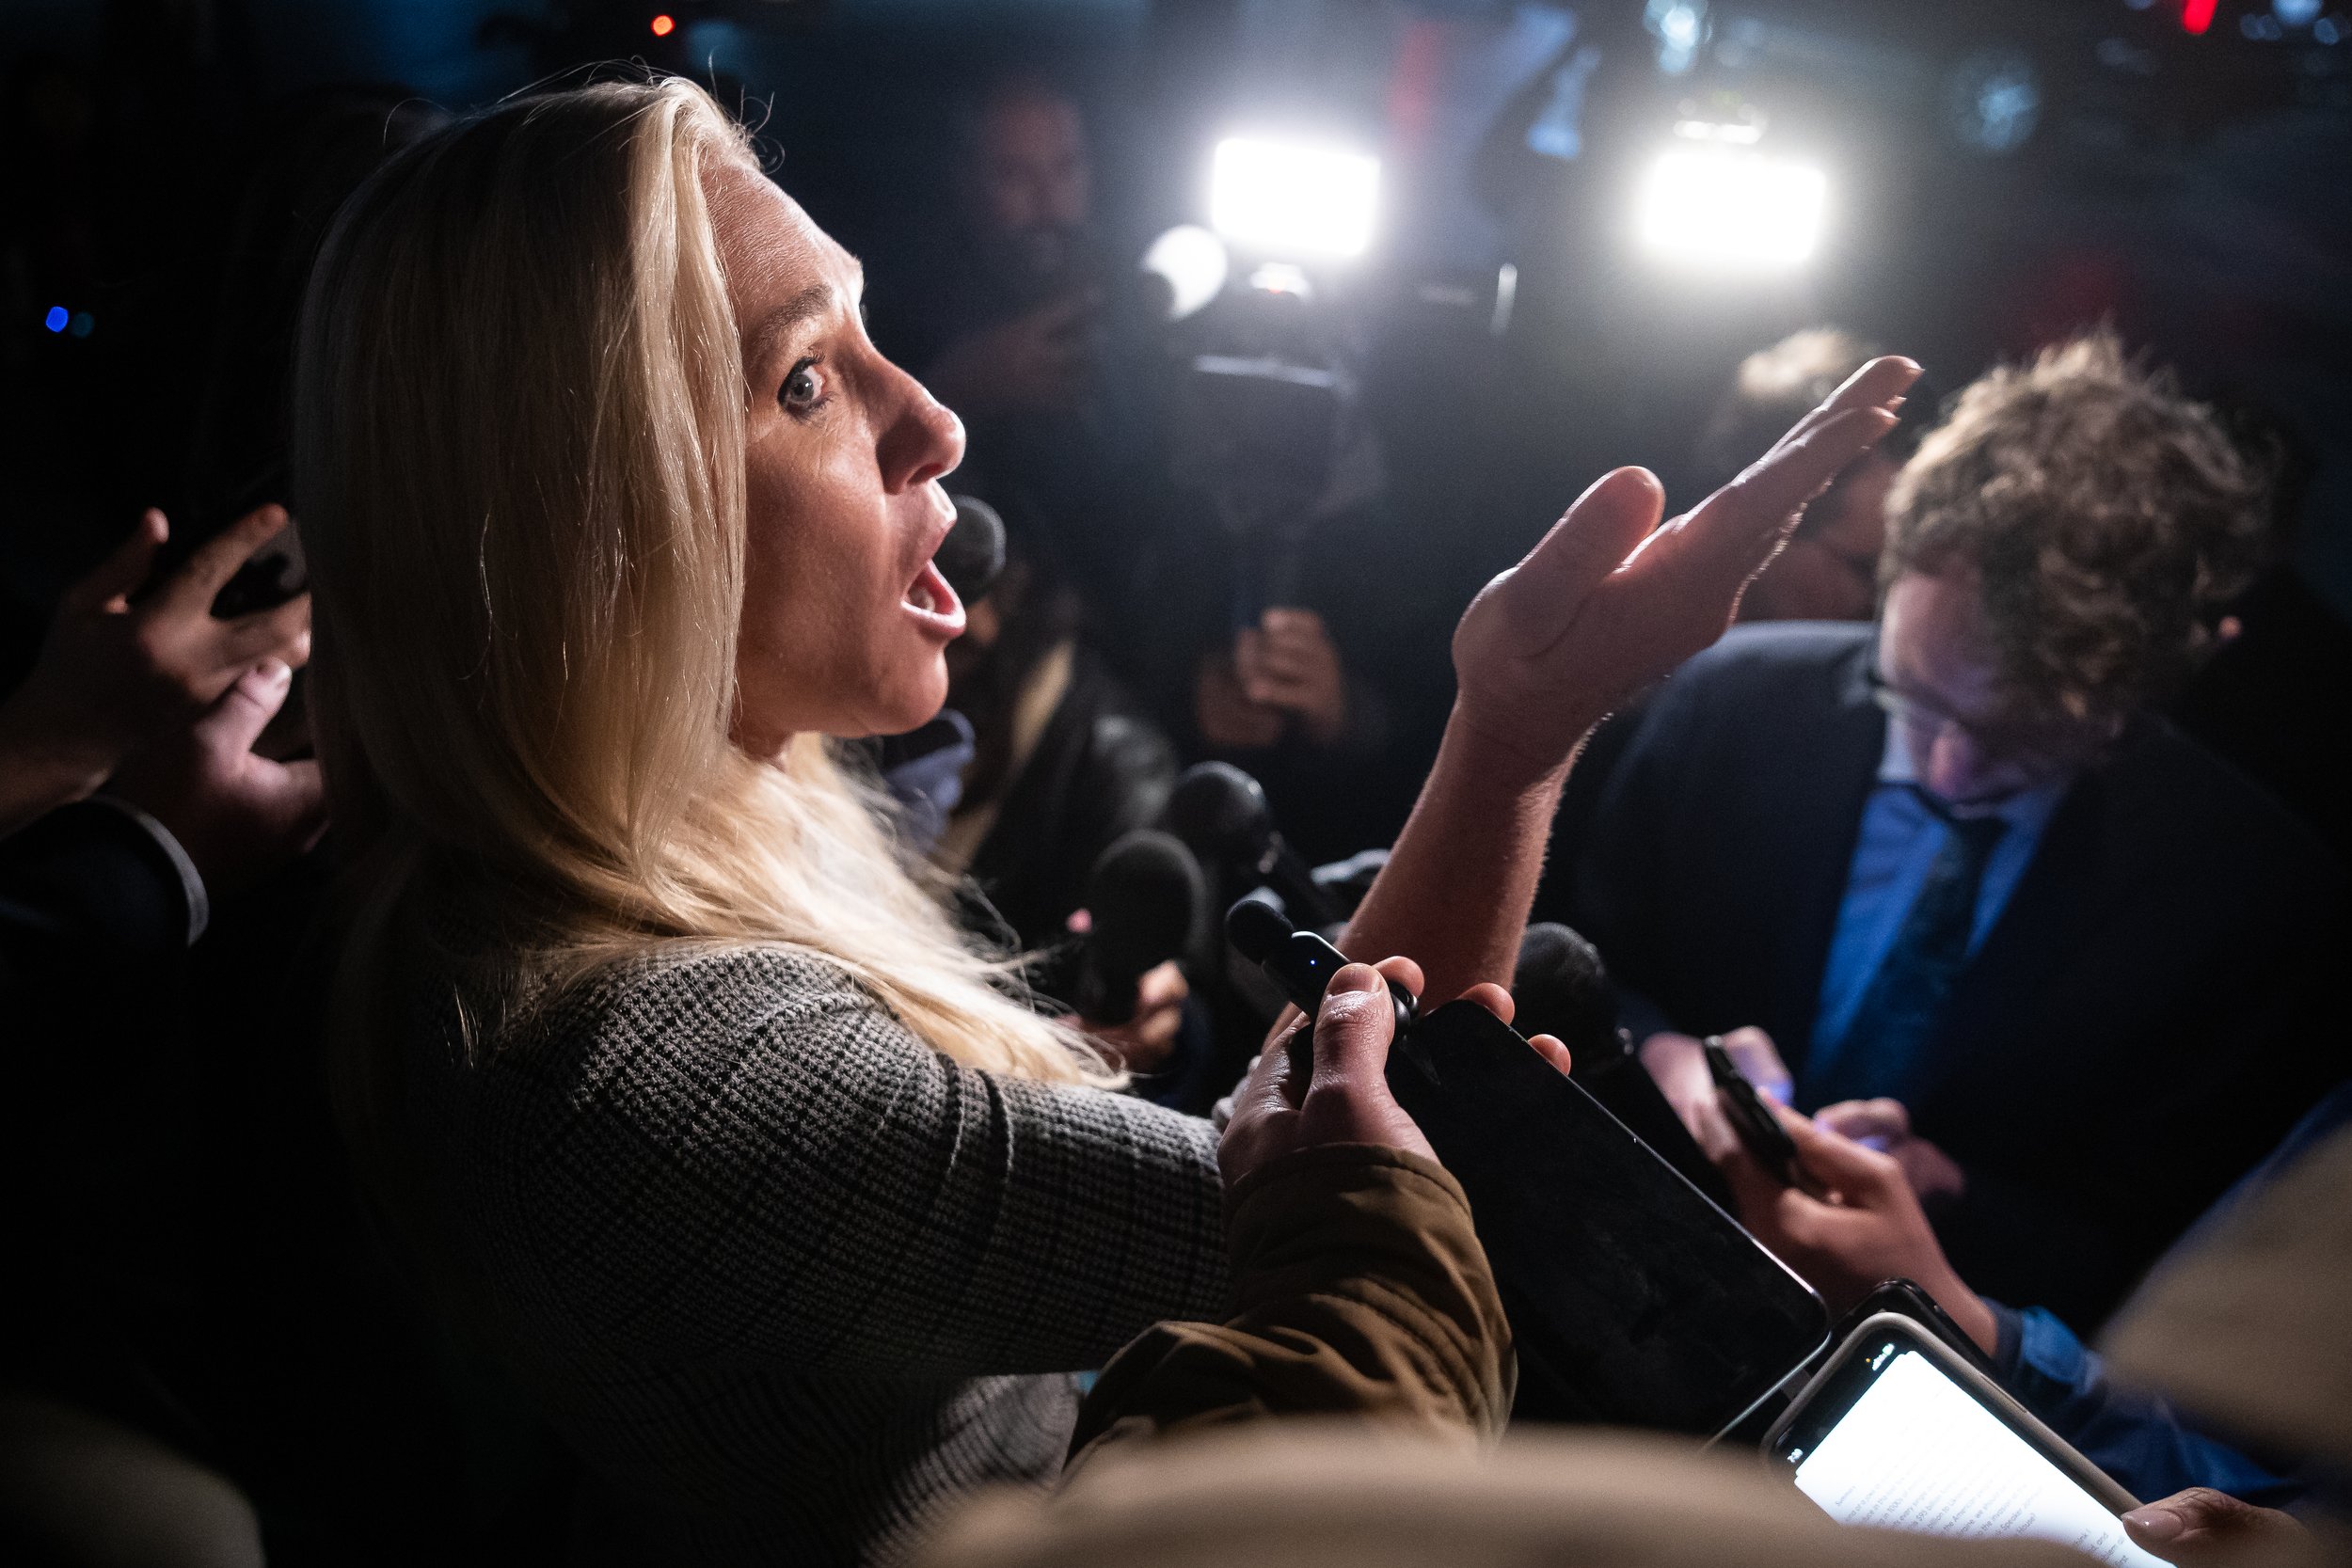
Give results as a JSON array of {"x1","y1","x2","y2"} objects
[{"x1": 5, "y1": 0, "x2": 2348, "y2": 767}]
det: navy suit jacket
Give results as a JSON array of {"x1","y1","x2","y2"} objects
[{"x1": 1539, "y1": 622, "x2": 2346, "y2": 1328}]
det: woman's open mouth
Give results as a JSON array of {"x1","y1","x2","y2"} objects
[{"x1": 902, "y1": 556, "x2": 966, "y2": 638}]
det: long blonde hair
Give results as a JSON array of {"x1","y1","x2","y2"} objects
[{"x1": 294, "y1": 79, "x2": 1107, "y2": 1198}]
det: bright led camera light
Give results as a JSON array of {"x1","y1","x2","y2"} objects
[
  {"x1": 1209, "y1": 137, "x2": 1380, "y2": 259},
  {"x1": 1635, "y1": 148, "x2": 1827, "y2": 271}
]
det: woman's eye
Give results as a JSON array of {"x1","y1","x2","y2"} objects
[{"x1": 781, "y1": 357, "x2": 826, "y2": 413}]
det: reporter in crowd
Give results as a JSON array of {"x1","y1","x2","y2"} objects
[
  {"x1": 293, "y1": 73, "x2": 1913, "y2": 1565},
  {"x1": 1547, "y1": 332, "x2": 2344, "y2": 1327},
  {"x1": 0, "y1": 502, "x2": 316, "y2": 1568},
  {"x1": 0, "y1": 501, "x2": 318, "y2": 973},
  {"x1": 1672, "y1": 1053, "x2": 2351, "y2": 1519}
]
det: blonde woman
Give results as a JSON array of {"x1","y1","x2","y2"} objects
[{"x1": 294, "y1": 77, "x2": 1913, "y2": 1566}]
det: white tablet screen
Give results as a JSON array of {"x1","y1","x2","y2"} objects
[{"x1": 1790, "y1": 1348, "x2": 2167, "y2": 1567}]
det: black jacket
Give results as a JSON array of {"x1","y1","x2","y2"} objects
[{"x1": 1540, "y1": 621, "x2": 2347, "y2": 1328}]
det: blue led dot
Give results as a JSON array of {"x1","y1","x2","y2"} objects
[{"x1": 44, "y1": 306, "x2": 68, "y2": 332}]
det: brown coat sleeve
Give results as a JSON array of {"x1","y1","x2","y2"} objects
[{"x1": 1065, "y1": 1143, "x2": 1514, "y2": 1468}]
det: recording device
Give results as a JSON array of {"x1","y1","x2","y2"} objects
[
  {"x1": 1705, "y1": 1035, "x2": 1818, "y2": 1196},
  {"x1": 1767, "y1": 1314, "x2": 2164, "y2": 1566},
  {"x1": 935, "y1": 494, "x2": 1008, "y2": 605},
  {"x1": 1514, "y1": 925, "x2": 1732, "y2": 1208},
  {"x1": 1224, "y1": 895, "x2": 1417, "y2": 1044},
  {"x1": 1048, "y1": 831, "x2": 1206, "y2": 1026},
  {"x1": 1227, "y1": 899, "x2": 1829, "y2": 1434},
  {"x1": 1165, "y1": 762, "x2": 1342, "y2": 929}
]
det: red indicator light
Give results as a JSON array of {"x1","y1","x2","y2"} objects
[
  {"x1": 650, "y1": 12, "x2": 675, "y2": 36},
  {"x1": 2182, "y1": 0, "x2": 2217, "y2": 33}
]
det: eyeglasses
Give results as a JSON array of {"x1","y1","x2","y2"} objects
[{"x1": 1864, "y1": 667, "x2": 2100, "y2": 768}]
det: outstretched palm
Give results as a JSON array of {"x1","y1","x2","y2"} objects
[{"x1": 1453, "y1": 356, "x2": 1920, "y2": 773}]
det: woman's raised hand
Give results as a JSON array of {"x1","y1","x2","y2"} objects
[{"x1": 1451, "y1": 356, "x2": 1920, "y2": 776}]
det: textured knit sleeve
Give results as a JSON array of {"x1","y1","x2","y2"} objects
[{"x1": 456, "y1": 947, "x2": 1230, "y2": 1379}]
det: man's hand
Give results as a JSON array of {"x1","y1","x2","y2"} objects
[
  {"x1": 1701, "y1": 1097, "x2": 1996, "y2": 1354},
  {"x1": 1448, "y1": 358, "x2": 1918, "y2": 779},
  {"x1": 1222, "y1": 958, "x2": 1570, "y2": 1184},
  {"x1": 1194, "y1": 650, "x2": 1287, "y2": 751},
  {"x1": 1640, "y1": 1025, "x2": 1789, "y2": 1133},
  {"x1": 1816, "y1": 1098, "x2": 1968, "y2": 1209},
  {"x1": 2122, "y1": 1489, "x2": 2317, "y2": 1568},
  {"x1": 0, "y1": 505, "x2": 311, "y2": 836},
  {"x1": 1077, "y1": 959, "x2": 1188, "y2": 1076},
  {"x1": 1234, "y1": 609, "x2": 1349, "y2": 745},
  {"x1": 923, "y1": 293, "x2": 1097, "y2": 418},
  {"x1": 105, "y1": 659, "x2": 326, "y2": 896}
]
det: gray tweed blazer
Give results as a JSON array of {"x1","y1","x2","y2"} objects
[{"x1": 402, "y1": 945, "x2": 1229, "y2": 1566}]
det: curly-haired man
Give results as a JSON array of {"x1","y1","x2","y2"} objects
[{"x1": 1542, "y1": 331, "x2": 2344, "y2": 1330}]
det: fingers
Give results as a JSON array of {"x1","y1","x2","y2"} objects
[
  {"x1": 1527, "y1": 1031, "x2": 1572, "y2": 1076},
  {"x1": 2122, "y1": 1488, "x2": 2308, "y2": 1567},
  {"x1": 1657, "y1": 357, "x2": 1917, "y2": 584},
  {"x1": 163, "y1": 503, "x2": 291, "y2": 612},
  {"x1": 190, "y1": 658, "x2": 295, "y2": 757},
  {"x1": 1784, "y1": 1110, "x2": 1909, "y2": 1200},
  {"x1": 1496, "y1": 467, "x2": 1665, "y2": 652},
  {"x1": 1457, "y1": 979, "x2": 1513, "y2": 1025},
  {"x1": 1815, "y1": 1097, "x2": 1909, "y2": 1142},
  {"x1": 1764, "y1": 356, "x2": 1920, "y2": 454},
  {"x1": 1370, "y1": 954, "x2": 1424, "y2": 999},
  {"x1": 1134, "y1": 959, "x2": 1188, "y2": 1010},
  {"x1": 1307, "y1": 961, "x2": 1399, "y2": 1096},
  {"x1": 220, "y1": 594, "x2": 313, "y2": 669},
  {"x1": 68, "y1": 510, "x2": 169, "y2": 611},
  {"x1": 1678, "y1": 408, "x2": 1899, "y2": 574}
]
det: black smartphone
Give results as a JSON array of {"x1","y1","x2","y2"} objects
[
  {"x1": 1391, "y1": 999, "x2": 1830, "y2": 1435},
  {"x1": 1705, "y1": 1036, "x2": 1815, "y2": 1194},
  {"x1": 1766, "y1": 1314, "x2": 2163, "y2": 1564}
]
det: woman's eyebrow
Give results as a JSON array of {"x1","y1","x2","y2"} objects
[{"x1": 745, "y1": 283, "x2": 838, "y2": 368}]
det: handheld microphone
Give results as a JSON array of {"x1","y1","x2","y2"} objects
[
  {"x1": 1510, "y1": 923, "x2": 1623, "y2": 1064},
  {"x1": 1513, "y1": 922, "x2": 1733, "y2": 1207},
  {"x1": 937, "y1": 494, "x2": 1008, "y2": 604},
  {"x1": 1166, "y1": 762, "x2": 1342, "y2": 929},
  {"x1": 1068, "y1": 831, "x2": 1205, "y2": 1025}
]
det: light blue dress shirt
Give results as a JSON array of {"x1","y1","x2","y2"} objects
[{"x1": 1807, "y1": 723, "x2": 2071, "y2": 1085}]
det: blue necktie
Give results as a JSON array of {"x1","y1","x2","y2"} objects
[{"x1": 1805, "y1": 790, "x2": 2008, "y2": 1108}]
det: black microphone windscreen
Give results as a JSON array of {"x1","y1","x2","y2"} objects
[
  {"x1": 937, "y1": 495, "x2": 1008, "y2": 603},
  {"x1": 1164, "y1": 762, "x2": 1272, "y2": 865},
  {"x1": 1085, "y1": 831, "x2": 1205, "y2": 984},
  {"x1": 1224, "y1": 894, "x2": 1293, "y2": 966},
  {"x1": 1513, "y1": 923, "x2": 1620, "y2": 1057}
]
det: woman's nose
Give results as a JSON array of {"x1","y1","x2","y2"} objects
[{"x1": 877, "y1": 366, "x2": 964, "y2": 493}]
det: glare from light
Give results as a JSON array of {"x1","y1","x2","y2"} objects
[
  {"x1": 1139, "y1": 224, "x2": 1229, "y2": 320},
  {"x1": 1209, "y1": 137, "x2": 1380, "y2": 259},
  {"x1": 2273, "y1": 0, "x2": 2321, "y2": 24},
  {"x1": 1634, "y1": 149, "x2": 1828, "y2": 272},
  {"x1": 1247, "y1": 261, "x2": 1313, "y2": 298},
  {"x1": 1645, "y1": 0, "x2": 1708, "y2": 73}
]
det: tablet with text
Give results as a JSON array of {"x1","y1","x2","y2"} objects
[{"x1": 1765, "y1": 1314, "x2": 2166, "y2": 1567}]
